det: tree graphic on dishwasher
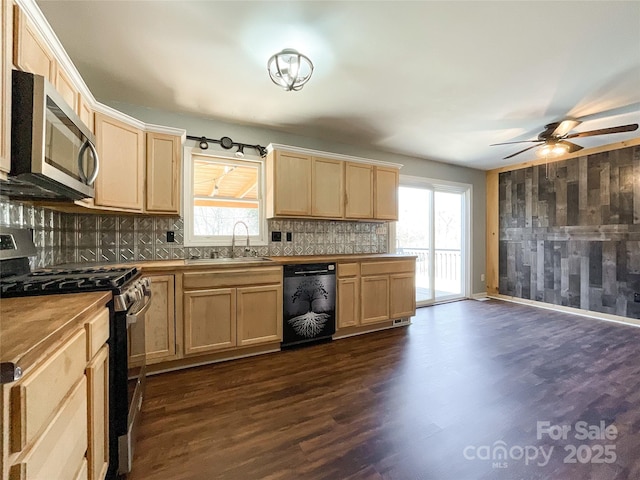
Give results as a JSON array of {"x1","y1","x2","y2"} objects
[{"x1": 289, "y1": 278, "x2": 330, "y2": 338}]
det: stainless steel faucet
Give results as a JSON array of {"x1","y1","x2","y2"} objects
[{"x1": 231, "y1": 221, "x2": 250, "y2": 258}]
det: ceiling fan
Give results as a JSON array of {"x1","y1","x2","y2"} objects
[{"x1": 491, "y1": 120, "x2": 639, "y2": 160}]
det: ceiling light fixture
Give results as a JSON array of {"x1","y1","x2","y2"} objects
[
  {"x1": 187, "y1": 135, "x2": 267, "y2": 157},
  {"x1": 267, "y1": 48, "x2": 314, "y2": 91},
  {"x1": 537, "y1": 141, "x2": 569, "y2": 157}
]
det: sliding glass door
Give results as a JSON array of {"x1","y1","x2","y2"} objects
[{"x1": 393, "y1": 177, "x2": 469, "y2": 306}]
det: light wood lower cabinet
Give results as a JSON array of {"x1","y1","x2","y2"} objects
[
  {"x1": 337, "y1": 259, "x2": 416, "y2": 328},
  {"x1": 182, "y1": 267, "x2": 283, "y2": 356},
  {"x1": 236, "y1": 285, "x2": 282, "y2": 347},
  {"x1": 184, "y1": 288, "x2": 236, "y2": 355},
  {"x1": 86, "y1": 345, "x2": 108, "y2": 480},
  {"x1": 129, "y1": 275, "x2": 177, "y2": 365},
  {"x1": 10, "y1": 377, "x2": 88, "y2": 480},
  {"x1": 337, "y1": 277, "x2": 359, "y2": 328},
  {"x1": 360, "y1": 275, "x2": 390, "y2": 324},
  {"x1": 390, "y1": 272, "x2": 416, "y2": 318},
  {"x1": 337, "y1": 262, "x2": 359, "y2": 329}
]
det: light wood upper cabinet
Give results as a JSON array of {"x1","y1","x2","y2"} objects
[
  {"x1": 146, "y1": 132, "x2": 181, "y2": 214},
  {"x1": 54, "y1": 66, "x2": 78, "y2": 112},
  {"x1": 78, "y1": 94, "x2": 94, "y2": 132},
  {"x1": 312, "y1": 156, "x2": 344, "y2": 218},
  {"x1": 94, "y1": 112, "x2": 145, "y2": 211},
  {"x1": 12, "y1": 5, "x2": 55, "y2": 81},
  {"x1": 374, "y1": 166, "x2": 399, "y2": 220},
  {"x1": 0, "y1": 0, "x2": 11, "y2": 176},
  {"x1": 345, "y1": 162, "x2": 373, "y2": 219},
  {"x1": 268, "y1": 150, "x2": 312, "y2": 217}
]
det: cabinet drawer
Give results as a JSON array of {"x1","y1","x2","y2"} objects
[
  {"x1": 85, "y1": 308, "x2": 109, "y2": 360},
  {"x1": 10, "y1": 377, "x2": 88, "y2": 480},
  {"x1": 10, "y1": 329, "x2": 86, "y2": 452},
  {"x1": 73, "y1": 459, "x2": 88, "y2": 480},
  {"x1": 183, "y1": 267, "x2": 282, "y2": 289},
  {"x1": 360, "y1": 260, "x2": 415, "y2": 276},
  {"x1": 337, "y1": 262, "x2": 359, "y2": 278}
]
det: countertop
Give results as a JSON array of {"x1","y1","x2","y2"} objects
[
  {"x1": 134, "y1": 253, "x2": 417, "y2": 272},
  {"x1": 0, "y1": 291, "x2": 111, "y2": 382}
]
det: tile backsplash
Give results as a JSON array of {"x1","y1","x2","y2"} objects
[{"x1": 1, "y1": 198, "x2": 389, "y2": 267}]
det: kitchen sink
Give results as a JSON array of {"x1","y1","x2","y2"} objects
[{"x1": 184, "y1": 257, "x2": 274, "y2": 264}]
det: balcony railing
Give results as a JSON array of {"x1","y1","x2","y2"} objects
[{"x1": 397, "y1": 247, "x2": 461, "y2": 283}]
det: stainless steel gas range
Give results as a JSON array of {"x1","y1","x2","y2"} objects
[{"x1": 0, "y1": 227, "x2": 151, "y2": 479}]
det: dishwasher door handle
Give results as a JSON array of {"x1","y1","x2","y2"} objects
[{"x1": 294, "y1": 269, "x2": 330, "y2": 275}]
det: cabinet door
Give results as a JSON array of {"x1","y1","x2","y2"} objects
[
  {"x1": 146, "y1": 132, "x2": 181, "y2": 214},
  {"x1": 10, "y1": 377, "x2": 88, "y2": 480},
  {"x1": 184, "y1": 288, "x2": 236, "y2": 355},
  {"x1": 145, "y1": 275, "x2": 177, "y2": 364},
  {"x1": 54, "y1": 66, "x2": 78, "y2": 112},
  {"x1": 1, "y1": 0, "x2": 11, "y2": 175},
  {"x1": 389, "y1": 272, "x2": 416, "y2": 319},
  {"x1": 94, "y1": 113, "x2": 145, "y2": 211},
  {"x1": 360, "y1": 275, "x2": 389, "y2": 324},
  {"x1": 236, "y1": 284, "x2": 283, "y2": 346},
  {"x1": 374, "y1": 166, "x2": 399, "y2": 220},
  {"x1": 12, "y1": 5, "x2": 56, "y2": 81},
  {"x1": 86, "y1": 345, "x2": 109, "y2": 480},
  {"x1": 345, "y1": 163, "x2": 373, "y2": 219},
  {"x1": 312, "y1": 157, "x2": 344, "y2": 218},
  {"x1": 78, "y1": 94, "x2": 94, "y2": 132},
  {"x1": 337, "y1": 277, "x2": 359, "y2": 328},
  {"x1": 273, "y1": 151, "x2": 312, "y2": 216}
]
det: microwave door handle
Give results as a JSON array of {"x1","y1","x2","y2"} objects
[{"x1": 77, "y1": 140, "x2": 100, "y2": 185}]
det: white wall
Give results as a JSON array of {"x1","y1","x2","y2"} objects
[{"x1": 111, "y1": 102, "x2": 487, "y2": 295}]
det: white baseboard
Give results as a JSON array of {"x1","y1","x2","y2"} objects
[
  {"x1": 489, "y1": 294, "x2": 640, "y2": 328},
  {"x1": 470, "y1": 292, "x2": 488, "y2": 300}
]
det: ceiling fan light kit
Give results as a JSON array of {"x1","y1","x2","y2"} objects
[
  {"x1": 491, "y1": 120, "x2": 639, "y2": 160},
  {"x1": 267, "y1": 48, "x2": 314, "y2": 91}
]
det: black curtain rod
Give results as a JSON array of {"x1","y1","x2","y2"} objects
[{"x1": 186, "y1": 135, "x2": 267, "y2": 157}]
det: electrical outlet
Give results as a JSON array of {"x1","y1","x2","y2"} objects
[
  {"x1": 166, "y1": 231, "x2": 175, "y2": 243},
  {"x1": 286, "y1": 232, "x2": 292, "y2": 242},
  {"x1": 634, "y1": 293, "x2": 640, "y2": 303},
  {"x1": 271, "y1": 231, "x2": 282, "y2": 242},
  {"x1": 481, "y1": 273, "x2": 485, "y2": 282}
]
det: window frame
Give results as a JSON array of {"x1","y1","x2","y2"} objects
[{"x1": 183, "y1": 146, "x2": 268, "y2": 247}]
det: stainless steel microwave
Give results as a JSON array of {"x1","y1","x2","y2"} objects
[{"x1": 1, "y1": 70, "x2": 99, "y2": 200}]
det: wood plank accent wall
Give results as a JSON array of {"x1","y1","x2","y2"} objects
[{"x1": 487, "y1": 138, "x2": 640, "y2": 319}]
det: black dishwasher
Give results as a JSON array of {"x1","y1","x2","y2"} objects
[{"x1": 282, "y1": 263, "x2": 336, "y2": 347}]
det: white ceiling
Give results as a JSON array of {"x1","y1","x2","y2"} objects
[{"x1": 36, "y1": 0, "x2": 640, "y2": 170}]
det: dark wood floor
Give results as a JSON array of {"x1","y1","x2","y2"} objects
[{"x1": 129, "y1": 299, "x2": 640, "y2": 480}]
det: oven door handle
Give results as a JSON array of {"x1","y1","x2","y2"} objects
[{"x1": 126, "y1": 294, "x2": 153, "y2": 326}]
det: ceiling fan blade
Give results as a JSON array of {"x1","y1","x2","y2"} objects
[
  {"x1": 554, "y1": 119, "x2": 581, "y2": 137},
  {"x1": 490, "y1": 139, "x2": 542, "y2": 146},
  {"x1": 565, "y1": 123, "x2": 639, "y2": 139},
  {"x1": 504, "y1": 144, "x2": 539, "y2": 159},
  {"x1": 558, "y1": 140, "x2": 583, "y2": 153}
]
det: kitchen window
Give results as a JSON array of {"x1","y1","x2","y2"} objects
[{"x1": 183, "y1": 148, "x2": 267, "y2": 246}]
